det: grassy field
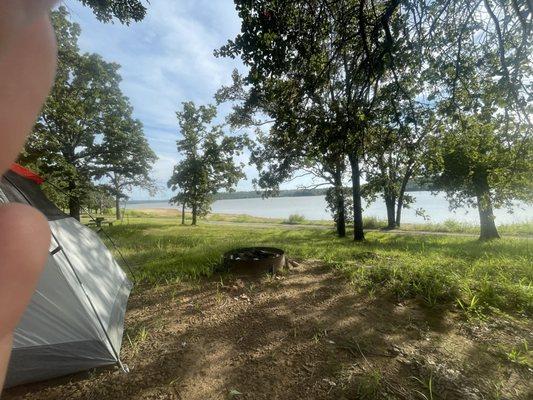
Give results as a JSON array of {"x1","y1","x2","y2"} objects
[
  {"x1": 103, "y1": 213, "x2": 532, "y2": 318},
  {"x1": 110, "y1": 208, "x2": 533, "y2": 236},
  {"x1": 9, "y1": 211, "x2": 531, "y2": 399}
]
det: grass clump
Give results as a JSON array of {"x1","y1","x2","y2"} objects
[
  {"x1": 361, "y1": 216, "x2": 385, "y2": 229},
  {"x1": 125, "y1": 325, "x2": 149, "y2": 355},
  {"x1": 348, "y1": 262, "x2": 460, "y2": 307},
  {"x1": 354, "y1": 369, "x2": 383, "y2": 399},
  {"x1": 283, "y1": 214, "x2": 307, "y2": 224},
  {"x1": 456, "y1": 291, "x2": 483, "y2": 319},
  {"x1": 412, "y1": 374, "x2": 437, "y2": 400},
  {"x1": 400, "y1": 219, "x2": 532, "y2": 236},
  {"x1": 503, "y1": 341, "x2": 532, "y2": 367}
]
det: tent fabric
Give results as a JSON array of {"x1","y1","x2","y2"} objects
[
  {"x1": 1, "y1": 171, "x2": 68, "y2": 221},
  {"x1": 48, "y1": 219, "x2": 133, "y2": 354},
  {"x1": 0, "y1": 170, "x2": 132, "y2": 388},
  {"x1": 10, "y1": 247, "x2": 103, "y2": 348},
  {"x1": 6, "y1": 341, "x2": 114, "y2": 388},
  {"x1": 10, "y1": 163, "x2": 45, "y2": 185},
  {"x1": 0, "y1": 187, "x2": 7, "y2": 203}
]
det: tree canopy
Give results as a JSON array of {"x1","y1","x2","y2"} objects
[
  {"x1": 217, "y1": 0, "x2": 532, "y2": 240},
  {"x1": 168, "y1": 102, "x2": 247, "y2": 225},
  {"x1": 96, "y1": 96, "x2": 157, "y2": 219},
  {"x1": 22, "y1": 7, "x2": 156, "y2": 220},
  {"x1": 78, "y1": 0, "x2": 147, "y2": 24}
]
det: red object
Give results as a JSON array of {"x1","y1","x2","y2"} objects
[{"x1": 10, "y1": 163, "x2": 45, "y2": 185}]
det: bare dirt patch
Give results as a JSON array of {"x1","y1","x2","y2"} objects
[{"x1": 4, "y1": 262, "x2": 532, "y2": 399}]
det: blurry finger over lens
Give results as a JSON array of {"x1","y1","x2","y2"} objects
[
  {"x1": 0, "y1": 1, "x2": 58, "y2": 28},
  {"x1": 20, "y1": 0, "x2": 60, "y2": 23}
]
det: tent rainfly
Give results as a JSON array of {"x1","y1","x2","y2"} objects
[{"x1": 0, "y1": 164, "x2": 132, "y2": 388}]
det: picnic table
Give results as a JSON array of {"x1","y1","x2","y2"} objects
[{"x1": 87, "y1": 217, "x2": 114, "y2": 228}]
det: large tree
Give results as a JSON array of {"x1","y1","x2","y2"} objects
[
  {"x1": 252, "y1": 127, "x2": 350, "y2": 237},
  {"x1": 168, "y1": 102, "x2": 246, "y2": 225},
  {"x1": 363, "y1": 96, "x2": 433, "y2": 229},
  {"x1": 428, "y1": 132, "x2": 531, "y2": 238},
  {"x1": 78, "y1": 0, "x2": 147, "y2": 23},
  {"x1": 359, "y1": 18, "x2": 433, "y2": 230},
  {"x1": 96, "y1": 97, "x2": 157, "y2": 220},
  {"x1": 217, "y1": 0, "x2": 415, "y2": 241},
  {"x1": 217, "y1": 71, "x2": 350, "y2": 237},
  {"x1": 22, "y1": 7, "x2": 153, "y2": 220},
  {"x1": 427, "y1": 116, "x2": 531, "y2": 240},
  {"x1": 423, "y1": 0, "x2": 532, "y2": 239},
  {"x1": 220, "y1": 0, "x2": 531, "y2": 240}
]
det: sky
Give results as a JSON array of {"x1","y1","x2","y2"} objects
[{"x1": 62, "y1": 0, "x2": 281, "y2": 200}]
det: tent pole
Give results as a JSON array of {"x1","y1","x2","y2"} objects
[{"x1": 118, "y1": 359, "x2": 129, "y2": 373}]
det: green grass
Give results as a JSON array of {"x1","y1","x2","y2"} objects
[
  {"x1": 400, "y1": 218, "x2": 533, "y2": 236},
  {"x1": 86, "y1": 208, "x2": 533, "y2": 237},
  {"x1": 103, "y1": 214, "x2": 532, "y2": 317}
]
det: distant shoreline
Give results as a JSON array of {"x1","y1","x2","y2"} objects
[{"x1": 129, "y1": 185, "x2": 432, "y2": 203}]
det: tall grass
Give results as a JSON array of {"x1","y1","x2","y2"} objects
[{"x1": 283, "y1": 214, "x2": 307, "y2": 224}]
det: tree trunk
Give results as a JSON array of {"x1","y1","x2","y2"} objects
[
  {"x1": 384, "y1": 193, "x2": 396, "y2": 229},
  {"x1": 191, "y1": 203, "x2": 197, "y2": 226},
  {"x1": 336, "y1": 193, "x2": 346, "y2": 237},
  {"x1": 474, "y1": 171, "x2": 500, "y2": 240},
  {"x1": 68, "y1": 180, "x2": 81, "y2": 221},
  {"x1": 115, "y1": 195, "x2": 121, "y2": 220},
  {"x1": 348, "y1": 153, "x2": 364, "y2": 241},
  {"x1": 113, "y1": 175, "x2": 122, "y2": 220},
  {"x1": 477, "y1": 193, "x2": 499, "y2": 240},
  {"x1": 395, "y1": 168, "x2": 412, "y2": 228},
  {"x1": 395, "y1": 195, "x2": 403, "y2": 228},
  {"x1": 333, "y1": 169, "x2": 346, "y2": 237},
  {"x1": 181, "y1": 203, "x2": 185, "y2": 225},
  {"x1": 69, "y1": 195, "x2": 80, "y2": 221}
]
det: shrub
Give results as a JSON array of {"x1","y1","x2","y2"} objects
[
  {"x1": 284, "y1": 214, "x2": 306, "y2": 224},
  {"x1": 363, "y1": 216, "x2": 386, "y2": 229}
]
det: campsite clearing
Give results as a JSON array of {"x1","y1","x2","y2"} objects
[{"x1": 4, "y1": 214, "x2": 532, "y2": 399}]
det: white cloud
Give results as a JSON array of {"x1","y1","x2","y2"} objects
[{"x1": 64, "y1": 0, "x2": 318, "y2": 199}]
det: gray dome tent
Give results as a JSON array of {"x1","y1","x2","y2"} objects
[{"x1": 0, "y1": 165, "x2": 132, "y2": 388}]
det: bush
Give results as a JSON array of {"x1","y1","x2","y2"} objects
[
  {"x1": 442, "y1": 219, "x2": 471, "y2": 232},
  {"x1": 352, "y1": 263, "x2": 460, "y2": 307},
  {"x1": 363, "y1": 216, "x2": 386, "y2": 229},
  {"x1": 284, "y1": 214, "x2": 306, "y2": 224}
]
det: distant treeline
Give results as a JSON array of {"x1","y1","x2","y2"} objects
[
  {"x1": 213, "y1": 188, "x2": 328, "y2": 200},
  {"x1": 128, "y1": 181, "x2": 434, "y2": 203},
  {"x1": 404, "y1": 180, "x2": 436, "y2": 192},
  {"x1": 213, "y1": 181, "x2": 433, "y2": 200}
]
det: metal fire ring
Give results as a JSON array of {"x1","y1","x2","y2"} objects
[{"x1": 222, "y1": 247, "x2": 286, "y2": 276}]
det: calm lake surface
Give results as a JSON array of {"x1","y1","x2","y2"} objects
[{"x1": 129, "y1": 191, "x2": 533, "y2": 225}]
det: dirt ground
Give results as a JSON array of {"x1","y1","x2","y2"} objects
[{"x1": 4, "y1": 261, "x2": 532, "y2": 400}]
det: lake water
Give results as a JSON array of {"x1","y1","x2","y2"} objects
[{"x1": 129, "y1": 191, "x2": 533, "y2": 225}]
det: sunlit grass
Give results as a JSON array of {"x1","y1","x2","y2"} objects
[
  {"x1": 102, "y1": 215, "x2": 532, "y2": 317},
  {"x1": 84, "y1": 209, "x2": 532, "y2": 237}
]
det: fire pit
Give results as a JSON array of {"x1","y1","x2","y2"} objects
[{"x1": 223, "y1": 247, "x2": 285, "y2": 276}]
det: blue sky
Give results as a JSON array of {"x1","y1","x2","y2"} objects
[
  {"x1": 64, "y1": 0, "x2": 319, "y2": 200},
  {"x1": 62, "y1": 0, "x2": 249, "y2": 199}
]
